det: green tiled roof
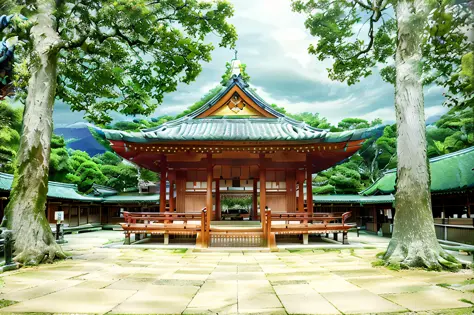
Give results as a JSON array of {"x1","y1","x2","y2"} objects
[
  {"x1": 99, "y1": 76, "x2": 383, "y2": 144},
  {"x1": 0, "y1": 172, "x2": 101, "y2": 202},
  {"x1": 102, "y1": 194, "x2": 160, "y2": 203},
  {"x1": 91, "y1": 184, "x2": 118, "y2": 197},
  {"x1": 1, "y1": 172, "x2": 159, "y2": 204},
  {"x1": 362, "y1": 146, "x2": 474, "y2": 195},
  {"x1": 313, "y1": 194, "x2": 394, "y2": 204},
  {"x1": 102, "y1": 118, "x2": 381, "y2": 143}
]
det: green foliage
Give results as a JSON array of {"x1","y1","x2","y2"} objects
[
  {"x1": 175, "y1": 86, "x2": 223, "y2": 119},
  {"x1": 221, "y1": 195, "x2": 252, "y2": 210},
  {"x1": 3, "y1": 0, "x2": 238, "y2": 125},
  {"x1": 423, "y1": 4, "x2": 474, "y2": 109},
  {"x1": 100, "y1": 163, "x2": 138, "y2": 192},
  {"x1": 105, "y1": 85, "x2": 223, "y2": 132},
  {"x1": 292, "y1": 0, "x2": 473, "y2": 107},
  {"x1": 49, "y1": 135, "x2": 72, "y2": 182},
  {"x1": 63, "y1": 150, "x2": 140, "y2": 193},
  {"x1": 270, "y1": 104, "x2": 331, "y2": 129},
  {"x1": 94, "y1": 151, "x2": 122, "y2": 166},
  {"x1": 0, "y1": 101, "x2": 22, "y2": 173},
  {"x1": 220, "y1": 61, "x2": 251, "y2": 85},
  {"x1": 338, "y1": 118, "x2": 370, "y2": 130},
  {"x1": 66, "y1": 151, "x2": 107, "y2": 192},
  {"x1": 313, "y1": 184, "x2": 335, "y2": 194},
  {"x1": 427, "y1": 106, "x2": 474, "y2": 156},
  {"x1": 140, "y1": 168, "x2": 158, "y2": 182}
]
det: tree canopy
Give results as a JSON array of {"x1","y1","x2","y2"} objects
[
  {"x1": 291, "y1": 0, "x2": 473, "y2": 108},
  {"x1": 3, "y1": 0, "x2": 238, "y2": 125}
]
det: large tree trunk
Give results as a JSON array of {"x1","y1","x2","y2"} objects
[
  {"x1": 2, "y1": 0, "x2": 66, "y2": 265},
  {"x1": 383, "y1": 0, "x2": 459, "y2": 270}
]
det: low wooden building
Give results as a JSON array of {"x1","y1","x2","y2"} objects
[
  {"x1": 313, "y1": 194, "x2": 395, "y2": 234},
  {"x1": 0, "y1": 172, "x2": 160, "y2": 228},
  {"x1": 361, "y1": 146, "x2": 474, "y2": 244}
]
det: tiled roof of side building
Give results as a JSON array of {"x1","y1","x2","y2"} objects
[
  {"x1": 1, "y1": 172, "x2": 160, "y2": 203},
  {"x1": 313, "y1": 194, "x2": 394, "y2": 204},
  {"x1": 101, "y1": 194, "x2": 161, "y2": 203},
  {"x1": 361, "y1": 146, "x2": 474, "y2": 196},
  {"x1": 0, "y1": 172, "x2": 102, "y2": 202}
]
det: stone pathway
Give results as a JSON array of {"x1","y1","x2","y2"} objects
[{"x1": 0, "y1": 231, "x2": 472, "y2": 314}]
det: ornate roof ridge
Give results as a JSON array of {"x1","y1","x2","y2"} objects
[{"x1": 139, "y1": 75, "x2": 326, "y2": 135}]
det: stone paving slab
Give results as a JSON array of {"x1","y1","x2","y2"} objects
[
  {"x1": 110, "y1": 285, "x2": 199, "y2": 314},
  {"x1": 321, "y1": 289, "x2": 407, "y2": 314},
  {"x1": 0, "y1": 279, "x2": 83, "y2": 302},
  {"x1": 381, "y1": 286, "x2": 474, "y2": 312},
  {"x1": 278, "y1": 291, "x2": 341, "y2": 315},
  {"x1": 0, "y1": 231, "x2": 473, "y2": 315},
  {"x1": 238, "y1": 292, "x2": 283, "y2": 313},
  {"x1": 0, "y1": 287, "x2": 136, "y2": 314},
  {"x1": 348, "y1": 276, "x2": 432, "y2": 294}
]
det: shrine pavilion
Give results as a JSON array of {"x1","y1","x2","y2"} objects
[{"x1": 100, "y1": 59, "x2": 381, "y2": 226}]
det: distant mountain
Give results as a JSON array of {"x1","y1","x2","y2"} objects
[
  {"x1": 54, "y1": 122, "x2": 106, "y2": 156},
  {"x1": 426, "y1": 114, "x2": 442, "y2": 125}
]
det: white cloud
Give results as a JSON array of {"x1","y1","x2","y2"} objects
[
  {"x1": 252, "y1": 84, "x2": 394, "y2": 124},
  {"x1": 424, "y1": 105, "x2": 448, "y2": 118}
]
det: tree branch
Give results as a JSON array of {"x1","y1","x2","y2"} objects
[
  {"x1": 352, "y1": 12, "x2": 375, "y2": 59},
  {"x1": 354, "y1": 0, "x2": 372, "y2": 10}
]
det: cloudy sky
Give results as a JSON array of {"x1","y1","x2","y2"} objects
[{"x1": 53, "y1": 0, "x2": 448, "y2": 127}]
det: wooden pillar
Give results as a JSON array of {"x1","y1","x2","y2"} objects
[
  {"x1": 297, "y1": 170, "x2": 305, "y2": 213},
  {"x1": 467, "y1": 193, "x2": 471, "y2": 217},
  {"x1": 99, "y1": 205, "x2": 102, "y2": 224},
  {"x1": 78, "y1": 206, "x2": 81, "y2": 226},
  {"x1": 87, "y1": 205, "x2": 90, "y2": 224},
  {"x1": 206, "y1": 153, "x2": 213, "y2": 224},
  {"x1": 259, "y1": 154, "x2": 266, "y2": 225},
  {"x1": 215, "y1": 179, "x2": 221, "y2": 221},
  {"x1": 306, "y1": 154, "x2": 313, "y2": 215},
  {"x1": 373, "y1": 205, "x2": 378, "y2": 233},
  {"x1": 253, "y1": 178, "x2": 258, "y2": 220},
  {"x1": 176, "y1": 170, "x2": 186, "y2": 213},
  {"x1": 286, "y1": 169, "x2": 296, "y2": 212},
  {"x1": 160, "y1": 155, "x2": 167, "y2": 213},
  {"x1": 169, "y1": 179, "x2": 175, "y2": 212}
]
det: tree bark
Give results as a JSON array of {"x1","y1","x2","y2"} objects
[
  {"x1": 2, "y1": 0, "x2": 66, "y2": 265},
  {"x1": 383, "y1": 0, "x2": 459, "y2": 270}
]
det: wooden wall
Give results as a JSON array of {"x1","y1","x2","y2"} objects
[{"x1": 184, "y1": 192, "x2": 207, "y2": 212}]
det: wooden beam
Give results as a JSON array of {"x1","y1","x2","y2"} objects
[
  {"x1": 297, "y1": 170, "x2": 305, "y2": 213},
  {"x1": 99, "y1": 205, "x2": 103, "y2": 224},
  {"x1": 206, "y1": 153, "x2": 213, "y2": 224},
  {"x1": 253, "y1": 178, "x2": 258, "y2": 220},
  {"x1": 176, "y1": 171, "x2": 186, "y2": 213},
  {"x1": 169, "y1": 179, "x2": 175, "y2": 212},
  {"x1": 166, "y1": 160, "x2": 308, "y2": 170},
  {"x1": 260, "y1": 154, "x2": 267, "y2": 232},
  {"x1": 215, "y1": 179, "x2": 221, "y2": 221},
  {"x1": 306, "y1": 154, "x2": 313, "y2": 215},
  {"x1": 467, "y1": 193, "x2": 471, "y2": 217},
  {"x1": 160, "y1": 154, "x2": 167, "y2": 212},
  {"x1": 286, "y1": 169, "x2": 296, "y2": 213}
]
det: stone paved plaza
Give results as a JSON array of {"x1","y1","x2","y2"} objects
[{"x1": 0, "y1": 231, "x2": 473, "y2": 314}]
